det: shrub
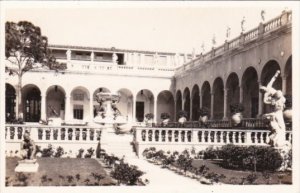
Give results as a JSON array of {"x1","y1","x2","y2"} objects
[
  {"x1": 229, "y1": 103, "x2": 244, "y2": 114},
  {"x1": 203, "y1": 146, "x2": 220, "y2": 160},
  {"x1": 111, "y1": 162, "x2": 144, "y2": 185},
  {"x1": 198, "y1": 107, "x2": 209, "y2": 117},
  {"x1": 145, "y1": 113, "x2": 154, "y2": 120},
  {"x1": 160, "y1": 113, "x2": 170, "y2": 120},
  {"x1": 177, "y1": 110, "x2": 188, "y2": 118},
  {"x1": 84, "y1": 147, "x2": 95, "y2": 158},
  {"x1": 219, "y1": 144, "x2": 283, "y2": 171},
  {"x1": 54, "y1": 146, "x2": 64, "y2": 158},
  {"x1": 77, "y1": 149, "x2": 84, "y2": 158},
  {"x1": 41, "y1": 144, "x2": 54, "y2": 157}
]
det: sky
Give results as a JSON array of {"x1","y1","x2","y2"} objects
[{"x1": 3, "y1": 1, "x2": 295, "y2": 54}]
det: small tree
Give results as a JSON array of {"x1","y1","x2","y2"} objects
[{"x1": 5, "y1": 21, "x2": 67, "y2": 119}]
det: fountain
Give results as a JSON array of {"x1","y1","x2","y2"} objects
[
  {"x1": 93, "y1": 91, "x2": 134, "y2": 155},
  {"x1": 93, "y1": 91, "x2": 132, "y2": 131}
]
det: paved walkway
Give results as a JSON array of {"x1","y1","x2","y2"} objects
[{"x1": 126, "y1": 157, "x2": 206, "y2": 190}]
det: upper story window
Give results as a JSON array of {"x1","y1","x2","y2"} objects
[
  {"x1": 158, "y1": 56, "x2": 167, "y2": 66},
  {"x1": 145, "y1": 55, "x2": 154, "y2": 65},
  {"x1": 72, "y1": 52, "x2": 90, "y2": 61}
]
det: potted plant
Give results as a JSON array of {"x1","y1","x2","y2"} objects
[
  {"x1": 145, "y1": 113, "x2": 154, "y2": 126},
  {"x1": 161, "y1": 113, "x2": 170, "y2": 126},
  {"x1": 177, "y1": 110, "x2": 188, "y2": 125},
  {"x1": 283, "y1": 95, "x2": 292, "y2": 121},
  {"x1": 198, "y1": 107, "x2": 209, "y2": 123},
  {"x1": 230, "y1": 103, "x2": 244, "y2": 126}
]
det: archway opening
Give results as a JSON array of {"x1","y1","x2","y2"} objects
[
  {"x1": 22, "y1": 85, "x2": 41, "y2": 122},
  {"x1": 201, "y1": 81, "x2": 211, "y2": 118},
  {"x1": 242, "y1": 67, "x2": 258, "y2": 118},
  {"x1": 157, "y1": 90, "x2": 175, "y2": 122},
  {"x1": 191, "y1": 85, "x2": 200, "y2": 120},
  {"x1": 213, "y1": 78, "x2": 224, "y2": 119},
  {"x1": 176, "y1": 90, "x2": 182, "y2": 120},
  {"x1": 46, "y1": 85, "x2": 66, "y2": 120},
  {"x1": 136, "y1": 89, "x2": 154, "y2": 122},
  {"x1": 6, "y1": 83, "x2": 16, "y2": 122},
  {"x1": 226, "y1": 73, "x2": 240, "y2": 117},
  {"x1": 183, "y1": 87, "x2": 190, "y2": 120}
]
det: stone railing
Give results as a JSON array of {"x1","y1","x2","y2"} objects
[
  {"x1": 175, "y1": 11, "x2": 292, "y2": 75},
  {"x1": 133, "y1": 126, "x2": 292, "y2": 156},
  {"x1": 5, "y1": 124, "x2": 103, "y2": 157},
  {"x1": 60, "y1": 60, "x2": 175, "y2": 77}
]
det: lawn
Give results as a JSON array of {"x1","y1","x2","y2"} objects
[
  {"x1": 192, "y1": 159, "x2": 292, "y2": 185},
  {"x1": 6, "y1": 157, "x2": 116, "y2": 186}
]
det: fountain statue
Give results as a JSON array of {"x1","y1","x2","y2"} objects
[{"x1": 93, "y1": 91, "x2": 132, "y2": 133}]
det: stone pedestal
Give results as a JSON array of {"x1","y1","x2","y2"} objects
[{"x1": 15, "y1": 159, "x2": 39, "y2": 173}]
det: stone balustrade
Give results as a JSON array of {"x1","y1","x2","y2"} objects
[
  {"x1": 175, "y1": 11, "x2": 292, "y2": 74},
  {"x1": 134, "y1": 126, "x2": 292, "y2": 156},
  {"x1": 5, "y1": 124, "x2": 102, "y2": 157},
  {"x1": 52, "y1": 60, "x2": 175, "y2": 77}
]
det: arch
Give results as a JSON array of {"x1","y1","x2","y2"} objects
[
  {"x1": 212, "y1": 77, "x2": 224, "y2": 119},
  {"x1": 201, "y1": 81, "x2": 211, "y2": 118},
  {"x1": 191, "y1": 84, "x2": 200, "y2": 120},
  {"x1": 261, "y1": 60, "x2": 282, "y2": 114},
  {"x1": 183, "y1": 87, "x2": 191, "y2": 120},
  {"x1": 157, "y1": 90, "x2": 175, "y2": 122},
  {"x1": 284, "y1": 55, "x2": 292, "y2": 95},
  {"x1": 226, "y1": 73, "x2": 240, "y2": 117},
  {"x1": 46, "y1": 85, "x2": 66, "y2": 120},
  {"x1": 116, "y1": 88, "x2": 134, "y2": 122},
  {"x1": 175, "y1": 90, "x2": 182, "y2": 120},
  {"x1": 6, "y1": 83, "x2": 16, "y2": 121},
  {"x1": 22, "y1": 84, "x2": 41, "y2": 122},
  {"x1": 242, "y1": 67, "x2": 259, "y2": 118},
  {"x1": 136, "y1": 89, "x2": 154, "y2": 122},
  {"x1": 70, "y1": 86, "x2": 91, "y2": 121}
]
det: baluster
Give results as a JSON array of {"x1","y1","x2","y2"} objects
[
  {"x1": 86, "y1": 128, "x2": 90, "y2": 141},
  {"x1": 231, "y1": 132, "x2": 235, "y2": 144},
  {"x1": 72, "y1": 128, "x2": 75, "y2": 141},
  {"x1": 207, "y1": 131, "x2": 211, "y2": 143},
  {"x1": 49, "y1": 128, "x2": 53, "y2": 141},
  {"x1": 79, "y1": 128, "x2": 83, "y2": 141},
  {"x1": 7, "y1": 127, "x2": 10, "y2": 140},
  {"x1": 257, "y1": 132, "x2": 261, "y2": 144},
  {"x1": 253, "y1": 132, "x2": 257, "y2": 144},
  {"x1": 238, "y1": 132, "x2": 242, "y2": 144},
  {"x1": 41, "y1": 128, "x2": 46, "y2": 141},
  {"x1": 57, "y1": 128, "x2": 61, "y2": 141},
  {"x1": 201, "y1": 131, "x2": 205, "y2": 143},
  {"x1": 226, "y1": 132, "x2": 230, "y2": 143}
]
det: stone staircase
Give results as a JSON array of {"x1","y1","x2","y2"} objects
[{"x1": 102, "y1": 132, "x2": 137, "y2": 159}]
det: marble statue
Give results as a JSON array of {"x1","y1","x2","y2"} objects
[
  {"x1": 260, "y1": 70, "x2": 287, "y2": 147},
  {"x1": 20, "y1": 132, "x2": 37, "y2": 160}
]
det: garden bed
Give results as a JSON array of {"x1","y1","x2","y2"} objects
[
  {"x1": 192, "y1": 159, "x2": 292, "y2": 184},
  {"x1": 6, "y1": 157, "x2": 116, "y2": 186}
]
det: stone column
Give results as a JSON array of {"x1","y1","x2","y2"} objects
[
  {"x1": 41, "y1": 93, "x2": 47, "y2": 120},
  {"x1": 223, "y1": 88, "x2": 228, "y2": 119},
  {"x1": 210, "y1": 92, "x2": 214, "y2": 119},
  {"x1": 258, "y1": 83, "x2": 263, "y2": 117},
  {"x1": 153, "y1": 96, "x2": 157, "y2": 123},
  {"x1": 199, "y1": 91, "x2": 203, "y2": 108},
  {"x1": 282, "y1": 76, "x2": 287, "y2": 95},
  {"x1": 190, "y1": 95, "x2": 193, "y2": 121},
  {"x1": 89, "y1": 96, "x2": 94, "y2": 123},
  {"x1": 239, "y1": 85, "x2": 243, "y2": 103},
  {"x1": 65, "y1": 95, "x2": 71, "y2": 122},
  {"x1": 133, "y1": 95, "x2": 136, "y2": 122}
]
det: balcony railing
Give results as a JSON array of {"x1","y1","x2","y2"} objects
[{"x1": 175, "y1": 11, "x2": 292, "y2": 75}]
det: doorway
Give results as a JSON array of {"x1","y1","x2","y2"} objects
[{"x1": 136, "y1": 102, "x2": 144, "y2": 122}]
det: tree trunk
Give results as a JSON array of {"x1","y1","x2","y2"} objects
[{"x1": 17, "y1": 74, "x2": 23, "y2": 119}]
